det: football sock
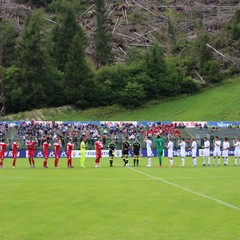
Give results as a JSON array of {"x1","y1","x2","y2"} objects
[
  {"x1": 159, "y1": 156, "x2": 162, "y2": 166},
  {"x1": 110, "y1": 160, "x2": 113, "y2": 166},
  {"x1": 29, "y1": 159, "x2": 32, "y2": 166},
  {"x1": 133, "y1": 159, "x2": 136, "y2": 166},
  {"x1": 55, "y1": 159, "x2": 58, "y2": 167},
  {"x1": 218, "y1": 158, "x2": 220, "y2": 165},
  {"x1": 170, "y1": 159, "x2": 173, "y2": 166},
  {"x1": 208, "y1": 157, "x2": 210, "y2": 165},
  {"x1": 137, "y1": 159, "x2": 139, "y2": 166},
  {"x1": 32, "y1": 159, "x2": 35, "y2": 166},
  {"x1": 194, "y1": 158, "x2": 197, "y2": 166},
  {"x1": 148, "y1": 157, "x2": 152, "y2": 166},
  {"x1": 80, "y1": 158, "x2": 85, "y2": 167},
  {"x1": 43, "y1": 159, "x2": 47, "y2": 167},
  {"x1": 235, "y1": 158, "x2": 237, "y2": 165},
  {"x1": 123, "y1": 158, "x2": 126, "y2": 166},
  {"x1": 181, "y1": 158, "x2": 185, "y2": 166},
  {"x1": 13, "y1": 159, "x2": 16, "y2": 167}
]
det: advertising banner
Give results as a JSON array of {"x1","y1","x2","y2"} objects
[{"x1": 2, "y1": 149, "x2": 237, "y2": 158}]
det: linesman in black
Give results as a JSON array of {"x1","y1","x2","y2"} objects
[
  {"x1": 108, "y1": 139, "x2": 116, "y2": 167},
  {"x1": 122, "y1": 137, "x2": 131, "y2": 166},
  {"x1": 132, "y1": 138, "x2": 142, "y2": 166}
]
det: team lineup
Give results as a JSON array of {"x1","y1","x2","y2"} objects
[{"x1": 0, "y1": 134, "x2": 239, "y2": 169}]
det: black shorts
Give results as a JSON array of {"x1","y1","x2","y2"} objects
[
  {"x1": 122, "y1": 150, "x2": 129, "y2": 155},
  {"x1": 133, "y1": 150, "x2": 140, "y2": 156},
  {"x1": 109, "y1": 150, "x2": 114, "y2": 157}
]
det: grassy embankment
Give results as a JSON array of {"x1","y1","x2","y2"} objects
[{"x1": 2, "y1": 79, "x2": 240, "y2": 121}]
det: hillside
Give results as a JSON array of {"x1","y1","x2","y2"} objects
[
  {"x1": 1, "y1": 0, "x2": 240, "y2": 116},
  {"x1": 1, "y1": 78, "x2": 239, "y2": 121},
  {"x1": 1, "y1": 0, "x2": 240, "y2": 63}
]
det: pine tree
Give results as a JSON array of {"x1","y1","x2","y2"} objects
[
  {"x1": 0, "y1": 20, "x2": 17, "y2": 67},
  {"x1": 16, "y1": 10, "x2": 59, "y2": 111},
  {"x1": 144, "y1": 44, "x2": 167, "y2": 96},
  {"x1": 64, "y1": 28, "x2": 95, "y2": 108},
  {"x1": 95, "y1": 0, "x2": 113, "y2": 68},
  {"x1": 51, "y1": 5, "x2": 79, "y2": 72}
]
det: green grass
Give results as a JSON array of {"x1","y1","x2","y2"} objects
[
  {"x1": 1, "y1": 157, "x2": 240, "y2": 240},
  {"x1": 2, "y1": 79, "x2": 240, "y2": 121}
]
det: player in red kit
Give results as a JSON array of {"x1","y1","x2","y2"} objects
[
  {"x1": 95, "y1": 136, "x2": 103, "y2": 168},
  {"x1": 26, "y1": 136, "x2": 36, "y2": 168},
  {"x1": 43, "y1": 139, "x2": 51, "y2": 168},
  {"x1": 67, "y1": 138, "x2": 74, "y2": 168},
  {"x1": 54, "y1": 138, "x2": 61, "y2": 168},
  {"x1": 12, "y1": 139, "x2": 19, "y2": 168},
  {"x1": 0, "y1": 139, "x2": 9, "y2": 168}
]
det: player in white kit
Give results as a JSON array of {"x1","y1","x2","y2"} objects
[
  {"x1": 167, "y1": 137, "x2": 174, "y2": 168},
  {"x1": 178, "y1": 138, "x2": 186, "y2": 167},
  {"x1": 233, "y1": 138, "x2": 240, "y2": 166},
  {"x1": 144, "y1": 136, "x2": 153, "y2": 167},
  {"x1": 213, "y1": 136, "x2": 221, "y2": 166},
  {"x1": 191, "y1": 137, "x2": 197, "y2": 167},
  {"x1": 202, "y1": 137, "x2": 210, "y2": 166},
  {"x1": 222, "y1": 137, "x2": 230, "y2": 166}
]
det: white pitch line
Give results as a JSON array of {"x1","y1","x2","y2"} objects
[
  {"x1": 127, "y1": 166, "x2": 240, "y2": 212},
  {"x1": 163, "y1": 175, "x2": 240, "y2": 180}
]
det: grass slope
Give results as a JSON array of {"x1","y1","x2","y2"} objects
[
  {"x1": 0, "y1": 157, "x2": 240, "y2": 240},
  {"x1": 2, "y1": 79, "x2": 240, "y2": 121}
]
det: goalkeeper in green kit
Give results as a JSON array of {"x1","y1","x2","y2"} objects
[{"x1": 153, "y1": 133, "x2": 164, "y2": 167}]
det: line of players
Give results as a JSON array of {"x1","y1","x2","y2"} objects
[
  {"x1": 0, "y1": 135, "x2": 239, "y2": 169},
  {"x1": 176, "y1": 136, "x2": 240, "y2": 167}
]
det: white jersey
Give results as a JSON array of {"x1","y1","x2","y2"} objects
[
  {"x1": 167, "y1": 141, "x2": 173, "y2": 158},
  {"x1": 234, "y1": 141, "x2": 240, "y2": 157},
  {"x1": 146, "y1": 139, "x2": 152, "y2": 157},
  {"x1": 222, "y1": 141, "x2": 230, "y2": 157},
  {"x1": 213, "y1": 140, "x2": 221, "y2": 157},
  {"x1": 180, "y1": 141, "x2": 186, "y2": 157},
  {"x1": 191, "y1": 141, "x2": 197, "y2": 157},
  {"x1": 203, "y1": 140, "x2": 210, "y2": 157}
]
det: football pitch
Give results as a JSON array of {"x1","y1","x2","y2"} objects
[{"x1": 0, "y1": 157, "x2": 239, "y2": 240}]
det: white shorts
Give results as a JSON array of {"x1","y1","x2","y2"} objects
[
  {"x1": 168, "y1": 150, "x2": 173, "y2": 158},
  {"x1": 147, "y1": 149, "x2": 153, "y2": 157},
  {"x1": 203, "y1": 149, "x2": 210, "y2": 157},
  {"x1": 192, "y1": 150, "x2": 197, "y2": 158},
  {"x1": 213, "y1": 149, "x2": 221, "y2": 157},
  {"x1": 180, "y1": 150, "x2": 186, "y2": 158},
  {"x1": 235, "y1": 150, "x2": 240, "y2": 158},
  {"x1": 222, "y1": 150, "x2": 228, "y2": 158}
]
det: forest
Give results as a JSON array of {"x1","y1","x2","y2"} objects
[{"x1": 1, "y1": 0, "x2": 240, "y2": 114}]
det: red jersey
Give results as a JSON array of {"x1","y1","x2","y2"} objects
[
  {"x1": 26, "y1": 141, "x2": 36, "y2": 151},
  {"x1": 54, "y1": 142, "x2": 61, "y2": 155},
  {"x1": 95, "y1": 141, "x2": 103, "y2": 152},
  {"x1": 0, "y1": 142, "x2": 8, "y2": 159},
  {"x1": 12, "y1": 142, "x2": 19, "y2": 154},
  {"x1": 0, "y1": 142, "x2": 8, "y2": 152},
  {"x1": 67, "y1": 143, "x2": 74, "y2": 156},
  {"x1": 43, "y1": 142, "x2": 49, "y2": 154}
]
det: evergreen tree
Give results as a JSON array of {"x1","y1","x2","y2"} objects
[
  {"x1": 64, "y1": 28, "x2": 95, "y2": 108},
  {"x1": 95, "y1": 0, "x2": 113, "y2": 68},
  {"x1": 0, "y1": 20, "x2": 17, "y2": 67},
  {"x1": 167, "y1": 18, "x2": 176, "y2": 54},
  {"x1": 144, "y1": 44, "x2": 168, "y2": 97},
  {"x1": 51, "y1": 4, "x2": 79, "y2": 72},
  {"x1": 232, "y1": 9, "x2": 240, "y2": 40},
  {"x1": 15, "y1": 10, "x2": 59, "y2": 111}
]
